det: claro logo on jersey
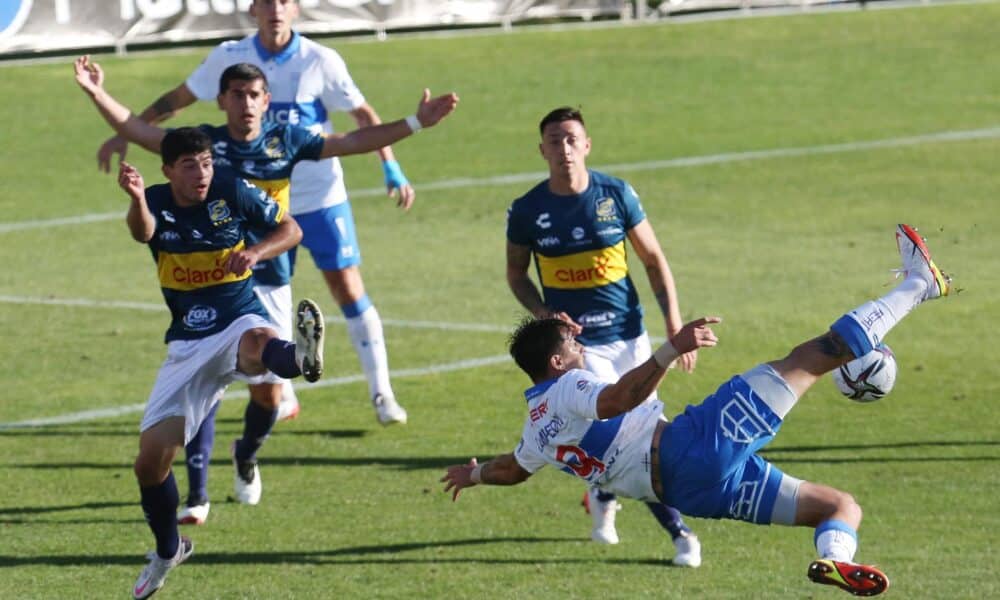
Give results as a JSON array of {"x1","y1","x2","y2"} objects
[
  {"x1": 157, "y1": 241, "x2": 251, "y2": 291},
  {"x1": 0, "y1": 1, "x2": 31, "y2": 40},
  {"x1": 182, "y1": 305, "x2": 218, "y2": 332},
  {"x1": 536, "y1": 242, "x2": 628, "y2": 289}
]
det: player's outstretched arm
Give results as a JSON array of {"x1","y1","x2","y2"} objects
[
  {"x1": 595, "y1": 317, "x2": 721, "y2": 419},
  {"x1": 441, "y1": 455, "x2": 531, "y2": 501},
  {"x1": 317, "y1": 89, "x2": 459, "y2": 159},
  {"x1": 97, "y1": 83, "x2": 198, "y2": 173},
  {"x1": 73, "y1": 56, "x2": 166, "y2": 156},
  {"x1": 118, "y1": 162, "x2": 155, "y2": 243}
]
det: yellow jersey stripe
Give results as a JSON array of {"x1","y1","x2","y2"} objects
[
  {"x1": 157, "y1": 240, "x2": 251, "y2": 291},
  {"x1": 536, "y1": 241, "x2": 628, "y2": 290}
]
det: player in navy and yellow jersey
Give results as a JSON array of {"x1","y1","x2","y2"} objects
[
  {"x1": 116, "y1": 127, "x2": 326, "y2": 599},
  {"x1": 506, "y1": 107, "x2": 701, "y2": 565},
  {"x1": 74, "y1": 55, "x2": 456, "y2": 524}
]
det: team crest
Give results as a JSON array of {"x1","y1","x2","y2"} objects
[
  {"x1": 264, "y1": 136, "x2": 284, "y2": 158},
  {"x1": 207, "y1": 199, "x2": 231, "y2": 226},
  {"x1": 595, "y1": 197, "x2": 617, "y2": 221}
]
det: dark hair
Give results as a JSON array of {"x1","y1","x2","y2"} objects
[
  {"x1": 508, "y1": 317, "x2": 572, "y2": 381},
  {"x1": 219, "y1": 62, "x2": 268, "y2": 96},
  {"x1": 160, "y1": 127, "x2": 212, "y2": 165},
  {"x1": 539, "y1": 106, "x2": 585, "y2": 136}
]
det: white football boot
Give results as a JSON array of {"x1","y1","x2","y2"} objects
[
  {"x1": 895, "y1": 224, "x2": 951, "y2": 301},
  {"x1": 295, "y1": 299, "x2": 325, "y2": 383},
  {"x1": 275, "y1": 380, "x2": 300, "y2": 422},
  {"x1": 372, "y1": 394, "x2": 407, "y2": 426},
  {"x1": 585, "y1": 487, "x2": 621, "y2": 545},
  {"x1": 231, "y1": 442, "x2": 262, "y2": 506},
  {"x1": 672, "y1": 531, "x2": 702, "y2": 568},
  {"x1": 132, "y1": 536, "x2": 194, "y2": 599},
  {"x1": 177, "y1": 499, "x2": 210, "y2": 526}
]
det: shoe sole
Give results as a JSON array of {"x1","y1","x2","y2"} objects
[
  {"x1": 296, "y1": 299, "x2": 325, "y2": 383},
  {"x1": 808, "y1": 559, "x2": 889, "y2": 597},
  {"x1": 897, "y1": 224, "x2": 950, "y2": 298},
  {"x1": 177, "y1": 514, "x2": 207, "y2": 526}
]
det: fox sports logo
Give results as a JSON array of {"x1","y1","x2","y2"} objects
[
  {"x1": 0, "y1": 1, "x2": 32, "y2": 40},
  {"x1": 183, "y1": 305, "x2": 218, "y2": 331}
]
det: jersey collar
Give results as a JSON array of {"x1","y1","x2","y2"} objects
[
  {"x1": 524, "y1": 377, "x2": 560, "y2": 402},
  {"x1": 253, "y1": 31, "x2": 301, "y2": 66}
]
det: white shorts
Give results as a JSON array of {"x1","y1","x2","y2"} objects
[
  {"x1": 583, "y1": 333, "x2": 657, "y2": 400},
  {"x1": 141, "y1": 314, "x2": 277, "y2": 444},
  {"x1": 253, "y1": 283, "x2": 293, "y2": 339}
]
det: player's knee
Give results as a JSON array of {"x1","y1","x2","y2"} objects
[
  {"x1": 238, "y1": 327, "x2": 277, "y2": 374},
  {"x1": 249, "y1": 383, "x2": 282, "y2": 410},
  {"x1": 133, "y1": 454, "x2": 169, "y2": 487}
]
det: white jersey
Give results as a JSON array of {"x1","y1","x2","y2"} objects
[
  {"x1": 186, "y1": 32, "x2": 367, "y2": 214},
  {"x1": 513, "y1": 369, "x2": 664, "y2": 502}
]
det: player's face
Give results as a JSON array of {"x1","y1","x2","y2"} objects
[
  {"x1": 251, "y1": 0, "x2": 299, "y2": 39},
  {"x1": 218, "y1": 79, "x2": 271, "y2": 136},
  {"x1": 163, "y1": 151, "x2": 214, "y2": 206},
  {"x1": 553, "y1": 332, "x2": 586, "y2": 372},
  {"x1": 539, "y1": 120, "x2": 591, "y2": 178}
]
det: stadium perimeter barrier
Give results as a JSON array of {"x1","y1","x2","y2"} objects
[{"x1": 1, "y1": 0, "x2": 900, "y2": 58}]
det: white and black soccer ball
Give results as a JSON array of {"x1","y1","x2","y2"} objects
[{"x1": 832, "y1": 344, "x2": 897, "y2": 403}]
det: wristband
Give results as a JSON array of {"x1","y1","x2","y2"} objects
[
  {"x1": 652, "y1": 341, "x2": 680, "y2": 369},
  {"x1": 470, "y1": 464, "x2": 483, "y2": 484},
  {"x1": 405, "y1": 114, "x2": 422, "y2": 133},
  {"x1": 382, "y1": 159, "x2": 409, "y2": 189}
]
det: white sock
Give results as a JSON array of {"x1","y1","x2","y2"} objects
[
  {"x1": 845, "y1": 274, "x2": 928, "y2": 349},
  {"x1": 346, "y1": 306, "x2": 394, "y2": 400},
  {"x1": 815, "y1": 521, "x2": 859, "y2": 562}
]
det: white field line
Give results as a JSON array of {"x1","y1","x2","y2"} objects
[
  {"x1": 2, "y1": 125, "x2": 999, "y2": 235},
  {"x1": 0, "y1": 294, "x2": 510, "y2": 333},
  {"x1": 0, "y1": 354, "x2": 511, "y2": 430}
]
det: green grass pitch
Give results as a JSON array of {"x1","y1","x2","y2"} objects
[{"x1": 0, "y1": 3, "x2": 998, "y2": 598}]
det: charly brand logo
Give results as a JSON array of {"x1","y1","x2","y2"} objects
[{"x1": 0, "y1": 0, "x2": 32, "y2": 40}]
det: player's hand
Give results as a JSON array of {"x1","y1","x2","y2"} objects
[
  {"x1": 73, "y1": 55, "x2": 104, "y2": 93},
  {"x1": 117, "y1": 161, "x2": 144, "y2": 200},
  {"x1": 382, "y1": 160, "x2": 415, "y2": 210},
  {"x1": 224, "y1": 249, "x2": 260, "y2": 276},
  {"x1": 670, "y1": 316, "x2": 721, "y2": 355},
  {"x1": 98, "y1": 135, "x2": 129, "y2": 173},
  {"x1": 543, "y1": 311, "x2": 582, "y2": 336},
  {"x1": 440, "y1": 457, "x2": 478, "y2": 502},
  {"x1": 414, "y1": 89, "x2": 459, "y2": 129},
  {"x1": 674, "y1": 349, "x2": 698, "y2": 373}
]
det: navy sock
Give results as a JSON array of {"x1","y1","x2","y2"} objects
[
  {"x1": 646, "y1": 502, "x2": 692, "y2": 540},
  {"x1": 234, "y1": 400, "x2": 277, "y2": 463},
  {"x1": 262, "y1": 338, "x2": 301, "y2": 379},
  {"x1": 139, "y1": 470, "x2": 180, "y2": 559},
  {"x1": 184, "y1": 401, "x2": 219, "y2": 504},
  {"x1": 596, "y1": 491, "x2": 617, "y2": 503}
]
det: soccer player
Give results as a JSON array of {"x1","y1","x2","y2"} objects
[
  {"x1": 118, "y1": 128, "x2": 325, "y2": 599},
  {"x1": 97, "y1": 0, "x2": 418, "y2": 427},
  {"x1": 506, "y1": 107, "x2": 700, "y2": 563},
  {"x1": 75, "y1": 55, "x2": 457, "y2": 524},
  {"x1": 444, "y1": 223, "x2": 953, "y2": 596}
]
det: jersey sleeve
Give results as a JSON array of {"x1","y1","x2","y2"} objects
[
  {"x1": 235, "y1": 178, "x2": 285, "y2": 230},
  {"x1": 506, "y1": 202, "x2": 532, "y2": 246},
  {"x1": 513, "y1": 433, "x2": 547, "y2": 474},
  {"x1": 287, "y1": 124, "x2": 325, "y2": 163},
  {"x1": 552, "y1": 370, "x2": 606, "y2": 420},
  {"x1": 318, "y1": 48, "x2": 366, "y2": 113},
  {"x1": 621, "y1": 181, "x2": 647, "y2": 230},
  {"x1": 185, "y1": 42, "x2": 235, "y2": 100}
]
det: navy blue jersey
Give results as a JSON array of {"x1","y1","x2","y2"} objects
[
  {"x1": 145, "y1": 173, "x2": 285, "y2": 342},
  {"x1": 507, "y1": 171, "x2": 647, "y2": 345},
  {"x1": 198, "y1": 121, "x2": 324, "y2": 286}
]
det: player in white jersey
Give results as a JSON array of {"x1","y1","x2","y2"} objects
[
  {"x1": 97, "y1": 0, "x2": 412, "y2": 427},
  {"x1": 444, "y1": 223, "x2": 954, "y2": 596}
]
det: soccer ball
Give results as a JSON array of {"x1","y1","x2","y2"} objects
[{"x1": 831, "y1": 344, "x2": 897, "y2": 402}]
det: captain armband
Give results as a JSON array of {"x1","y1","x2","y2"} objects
[{"x1": 470, "y1": 464, "x2": 483, "y2": 484}]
